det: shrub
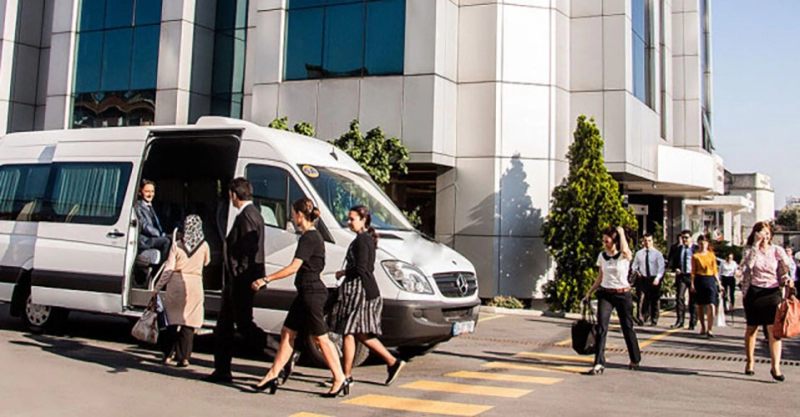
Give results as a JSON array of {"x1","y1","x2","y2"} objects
[{"x1": 487, "y1": 295, "x2": 524, "y2": 309}]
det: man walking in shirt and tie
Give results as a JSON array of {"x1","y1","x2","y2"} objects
[
  {"x1": 668, "y1": 230, "x2": 698, "y2": 329},
  {"x1": 632, "y1": 234, "x2": 666, "y2": 326}
]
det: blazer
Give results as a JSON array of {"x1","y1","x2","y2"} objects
[
  {"x1": 226, "y1": 203, "x2": 265, "y2": 286},
  {"x1": 667, "y1": 242, "x2": 699, "y2": 273},
  {"x1": 136, "y1": 200, "x2": 164, "y2": 250}
]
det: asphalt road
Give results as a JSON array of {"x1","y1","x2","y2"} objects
[{"x1": 2, "y1": 303, "x2": 799, "y2": 417}]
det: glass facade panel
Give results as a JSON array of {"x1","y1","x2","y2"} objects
[
  {"x1": 75, "y1": 32, "x2": 104, "y2": 93},
  {"x1": 104, "y1": 0, "x2": 134, "y2": 29},
  {"x1": 365, "y1": 0, "x2": 405, "y2": 76},
  {"x1": 79, "y1": 0, "x2": 106, "y2": 31},
  {"x1": 100, "y1": 28, "x2": 133, "y2": 91},
  {"x1": 632, "y1": 35, "x2": 646, "y2": 103},
  {"x1": 209, "y1": 0, "x2": 248, "y2": 119},
  {"x1": 285, "y1": 0, "x2": 405, "y2": 80},
  {"x1": 130, "y1": 26, "x2": 160, "y2": 90},
  {"x1": 135, "y1": 0, "x2": 162, "y2": 25},
  {"x1": 285, "y1": 8, "x2": 323, "y2": 81},
  {"x1": 73, "y1": 0, "x2": 162, "y2": 128},
  {"x1": 322, "y1": 4, "x2": 364, "y2": 77},
  {"x1": 631, "y1": 0, "x2": 652, "y2": 108}
]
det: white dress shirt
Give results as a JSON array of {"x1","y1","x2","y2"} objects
[{"x1": 632, "y1": 247, "x2": 665, "y2": 281}]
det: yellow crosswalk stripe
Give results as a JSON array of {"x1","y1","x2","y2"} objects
[
  {"x1": 514, "y1": 351, "x2": 594, "y2": 364},
  {"x1": 401, "y1": 380, "x2": 532, "y2": 398},
  {"x1": 482, "y1": 361, "x2": 586, "y2": 374},
  {"x1": 478, "y1": 314, "x2": 505, "y2": 323},
  {"x1": 290, "y1": 413, "x2": 330, "y2": 417},
  {"x1": 342, "y1": 394, "x2": 492, "y2": 416},
  {"x1": 446, "y1": 371, "x2": 563, "y2": 384},
  {"x1": 639, "y1": 327, "x2": 682, "y2": 348}
]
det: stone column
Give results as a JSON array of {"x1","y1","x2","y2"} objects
[
  {"x1": 0, "y1": 0, "x2": 20, "y2": 133},
  {"x1": 155, "y1": 0, "x2": 198, "y2": 125}
]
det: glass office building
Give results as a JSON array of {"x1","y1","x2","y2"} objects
[{"x1": 0, "y1": 0, "x2": 721, "y2": 301}]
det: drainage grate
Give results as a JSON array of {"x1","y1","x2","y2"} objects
[{"x1": 462, "y1": 335, "x2": 800, "y2": 367}]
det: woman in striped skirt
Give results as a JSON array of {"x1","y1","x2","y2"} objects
[{"x1": 329, "y1": 205, "x2": 406, "y2": 386}]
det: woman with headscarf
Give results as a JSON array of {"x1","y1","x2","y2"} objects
[{"x1": 153, "y1": 215, "x2": 211, "y2": 367}]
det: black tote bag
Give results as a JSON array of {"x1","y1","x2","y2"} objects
[{"x1": 571, "y1": 302, "x2": 598, "y2": 355}]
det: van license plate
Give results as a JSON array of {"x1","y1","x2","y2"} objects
[{"x1": 452, "y1": 320, "x2": 475, "y2": 336}]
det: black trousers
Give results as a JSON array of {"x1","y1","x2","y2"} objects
[
  {"x1": 594, "y1": 290, "x2": 641, "y2": 367},
  {"x1": 160, "y1": 325, "x2": 195, "y2": 362},
  {"x1": 213, "y1": 283, "x2": 267, "y2": 375},
  {"x1": 674, "y1": 274, "x2": 696, "y2": 326},
  {"x1": 721, "y1": 275, "x2": 736, "y2": 311},
  {"x1": 641, "y1": 276, "x2": 662, "y2": 324},
  {"x1": 634, "y1": 278, "x2": 647, "y2": 324}
]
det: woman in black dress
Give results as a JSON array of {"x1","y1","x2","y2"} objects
[
  {"x1": 329, "y1": 206, "x2": 406, "y2": 386},
  {"x1": 251, "y1": 198, "x2": 348, "y2": 397}
]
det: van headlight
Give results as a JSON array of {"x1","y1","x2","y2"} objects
[{"x1": 381, "y1": 260, "x2": 434, "y2": 295}]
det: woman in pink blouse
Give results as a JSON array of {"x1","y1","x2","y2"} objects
[{"x1": 741, "y1": 222, "x2": 794, "y2": 381}]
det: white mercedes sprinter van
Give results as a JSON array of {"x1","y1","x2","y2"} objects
[{"x1": 0, "y1": 117, "x2": 479, "y2": 363}]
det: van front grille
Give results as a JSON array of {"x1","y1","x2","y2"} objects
[{"x1": 432, "y1": 272, "x2": 478, "y2": 298}]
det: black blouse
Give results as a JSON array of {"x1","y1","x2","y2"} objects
[
  {"x1": 293, "y1": 229, "x2": 327, "y2": 293},
  {"x1": 345, "y1": 232, "x2": 380, "y2": 300}
]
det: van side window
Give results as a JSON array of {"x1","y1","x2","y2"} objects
[
  {"x1": 246, "y1": 164, "x2": 305, "y2": 230},
  {"x1": 0, "y1": 164, "x2": 51, "y2": 221},
  {"x1": 37, "y1": 162, "x2": 132, "y2": 225}
]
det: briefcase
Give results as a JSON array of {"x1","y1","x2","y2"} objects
[{"x1": 572, "y1": 302, "x2": 598, "y2": 355}]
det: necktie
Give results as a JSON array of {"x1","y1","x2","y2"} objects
[
  {"x1": 646, "y1": 249, "x2": 651, "y2": 277},
  {"x1": 682, "y1": 246, "x2": 688, "y2": 273},
  {"x1": 150, "y1": 205, "x2": 163, "y2": 234}
]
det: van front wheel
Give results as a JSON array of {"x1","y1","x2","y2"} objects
[
  {"x1": 23, "y1": 294, "x2": 68, "y2": 333},
  {"x1": 304, "y1": 331, "x2": 370, "y2": 368}
]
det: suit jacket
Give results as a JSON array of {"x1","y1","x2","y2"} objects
[
  {"x1": 667, "y1": 243, "x2": 699, "y2": 273},
  {"x1": 136, "y1": 200, "x2": 163, "y2": 250},
  {"x1": 226, "y1": 203, "x2": 265, "y2": 287}
]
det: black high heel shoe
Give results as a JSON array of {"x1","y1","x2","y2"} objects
[
  {"x1": 253, "y1": 377, "x2": 279, "y2": 394},
  {"x1": 584, "y1": 365, "x2": 604, "y2": 375},
  {"x1": 770, "y1": 369, "x2": 785, "y2": 382},
  {"x1": 322, "y1": 379, "x2": 350, "y2": 398}
]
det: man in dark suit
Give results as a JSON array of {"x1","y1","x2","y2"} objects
[
  {"x1": 135, "y1": 180, "x2": 170, "y2": 262},
  {"x1": 668, "y1": 230, "x2": 698, "y2": 329},
  {"x1": 204, "y1": 177, "x2": 268, "y2": 383}
]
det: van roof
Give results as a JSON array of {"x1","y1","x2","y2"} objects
[{"x1": 0, "y1": 117, "x2": 367, "y2": 175}]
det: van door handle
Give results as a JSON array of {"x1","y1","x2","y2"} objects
[{"x1": 107, "y1": 229, "x2": 125, "y2": 238}]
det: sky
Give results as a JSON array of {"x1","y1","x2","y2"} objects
[{"x1": 712, "y1": 0, "x2": 800, "y2": 209}]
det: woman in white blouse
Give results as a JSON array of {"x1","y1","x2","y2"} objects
[
  {"x1": 719, "y1": 253, "x2": 738, "y2": 313},
  {"x1": 584, "y1": 226, "x2": 641, "y2": 375}
]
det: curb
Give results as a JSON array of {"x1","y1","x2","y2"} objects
[{"x1": 479, "y1": 305, "x2": 581, "y2": 320}]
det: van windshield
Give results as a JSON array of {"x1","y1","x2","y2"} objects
[{"x1": 304, "y1": 166, "x2": 413, "y2": 231}]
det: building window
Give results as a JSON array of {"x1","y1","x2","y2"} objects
[
  {"x1": 210, "y1": 0, "x2": 248, "y2": 119},
  {"x1": 284, "y1": 0, "x2": 405, "y2": 81},
  {"x1": 699, "y1": 0, "x2": 713, "y2": 151},
  {"x1": 72, "y1": 0, "x2": 162, "y2": 128},
  {"x1": 631, "y1": 0, "x2": 654, "y2": 108}
]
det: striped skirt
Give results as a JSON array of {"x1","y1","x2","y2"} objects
[{"x1": 328, "y1": 278, "x2": 383, "y2": 336}]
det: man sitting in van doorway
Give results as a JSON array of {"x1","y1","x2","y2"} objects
[{"x1": 136, "y1": 179, "x2": 171, "y2": 264}]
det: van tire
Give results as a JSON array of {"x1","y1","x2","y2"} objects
[
  {"x1": 303, "y1": 332, "x2": 370, "y2": 369},
  {"x1": 22, "y1": 293, "x2": 68, "y2": 334}
]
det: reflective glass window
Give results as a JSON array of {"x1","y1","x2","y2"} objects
[
  {"x1": 365, "y1": 0, "x2": 405, "y2": 76},
  {"x1": 631, "y1": 0, "x2": 651, "y2": 107},
  {"x1": 130, "y1": 25, "x2": 161, "y2": 90},
  {"x1": 247, "y1": 165, "x2": 306, "y2": 229},
  {"x1": 209, "y1": 1, "x2": 248, "y2": 119},
  {"x1": 0, "y1": 164, "x2": 51, "y2": 221},
  {"x1": 100, "y1": 28, "x2": 133, "y2": 91},
  {"x1": 322, "y1": 4, "x2": 364, "y2": 77},
  {"x1": 632, "y1": 35, "x2": 646, "y2": 103},
  {"x1": 284, "y1": 0, "x2": 405, "y2": 80},
  {"x1": 135, "y1": 0, "x2": 162, "y2": 25},
  {"x1": 43, "y1": 163, "x2": 133, "y2": 225},
  {"x1": 79, "y1": 0, "x2": 106, "y2": 31},
  {"x1": 631, "y1": 0, "x2": 646, "y2": 38},
  {"x1": 104, "y1": 0, "x2": 134, "y2": 29},
  {"x1": 74, "y1": 32, "x2": 104, "y2": 93},
  {"x1": 285, "y1": 8, "x2": 324, "y2": 80}
]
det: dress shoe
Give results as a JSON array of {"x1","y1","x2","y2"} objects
[
  {"x1": 253, "y1": 377, "x2": 279, "y2": 394},
  {"x1": 634, "y1": 317, "x2": 644, "y2": 326},
  {"x1": 202, "y1": 372, "x2": 233, "y2": 383},
  {"x1": 280, "y1": 351, "x2": 301, "y2": 385},
  {"x1": 628, "y1": 362, "x2": 640, "y2": 371},
  {"x1": 688, "y1": 324, "x2": 695, "y2": 331},
  {"x1": 584, "y1": 365, "x2": 605, "y2": 375},
  {"x1": 670, "y1": 322, "x2": 684, "y2": 329},
  {"x1": 771, "y1": 369, "x2": 785, "y2": 382},
  {"x1": 322, "y1": 379, "x2": 350, "y2": 398}
]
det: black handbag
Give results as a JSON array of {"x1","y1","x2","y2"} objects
[{"x1": 571, "y1": 302, "x2": 598, "y2": 355}]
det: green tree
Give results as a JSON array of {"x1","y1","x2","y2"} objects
[
  {"x1": 268, "y1": 116, "x2": 316, "y2": 137},
  {"x1": 776, "y1": 205, "x2": 800, "y2": 231},
  {"x1": 332, "y1": 120, "x2": 409, "y2": 188},
  {"x1": 541, "y1": 116, "x2": 638, "y2": 313}
]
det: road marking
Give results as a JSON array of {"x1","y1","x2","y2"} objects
[
  {"x1": 446, "y1": 370, "x2": 563, "y2": 384},
  {"x1": 342, "y1": 394, "x2": 492, "y2": 416},
  {"x1": 639, "y1": 327, "x2": 683, "y2": 348},
  {"x1": 401, "y1": 380, "x2": 532, "y2": 398},
  {"x1": 478, "y1": 313, "x2": 505, "y2": 323},
  {"x1": 290, "y1": 413, "x2": 330, "y2": 417},
  {"x1": 514, "y1": 351, "x2": 594, "y2": 364},
  {"x1": 482, "y1": 361, "x2": 586, "y2": 374}
]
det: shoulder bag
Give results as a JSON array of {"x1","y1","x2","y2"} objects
[
  {"x1": 131, "y1": 300, "x2": 159, "y2": 344},
  {"x1": 773, "y1": 287, "x2": 800, "y2": 340},
  {"x1": 571, "y1": 301, "x2": 598, "y2": 355}
]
